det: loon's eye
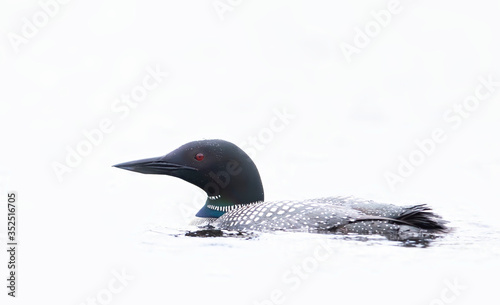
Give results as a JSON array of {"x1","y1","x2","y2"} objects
[{"x1": 195, "y1": 153, "x2": 204, "y2": 161}]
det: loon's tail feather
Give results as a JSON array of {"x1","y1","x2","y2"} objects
[
  {"x1": 345, "y1": 204, "x2": 449, "y2": 233},
  {"x1": 396, "y1": 204, "x2": 448, "y2": 232}
]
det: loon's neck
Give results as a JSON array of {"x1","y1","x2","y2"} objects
[{"x1": 195, "y1": 197, "x2": 260, "y2": 218}]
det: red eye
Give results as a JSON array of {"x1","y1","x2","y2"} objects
[{"x1": 195, "y1": 153, "x2": 204, "y2": 161}]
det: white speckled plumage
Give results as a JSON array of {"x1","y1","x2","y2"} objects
[{"x1": 206, "y1": 196, "x2": 446, "y2": 239}]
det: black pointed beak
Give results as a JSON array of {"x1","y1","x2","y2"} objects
[{"x1": 113, "y1": 156, "x2": 197, "y2": 175}]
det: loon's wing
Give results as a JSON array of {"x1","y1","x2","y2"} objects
[
  {"x1": 214, "y1": 199, "x2": 448, "y2": 235},
  {"x1": 305, "y1": 196, "x2": 405, "y2": 218},
  {"x1": 309, "y1": 197, "x2": 448, "y2": 232}
]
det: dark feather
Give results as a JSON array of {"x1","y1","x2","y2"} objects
[{"x1": 395, "y1": 204, "x2": 448, "y2": 232}]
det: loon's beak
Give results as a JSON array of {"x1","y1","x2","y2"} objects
[{"x1": 113, "y1": 156, "x2": 197, "y2": 175}]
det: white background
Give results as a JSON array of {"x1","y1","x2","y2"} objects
[{"x1": 1, "y1": 1, "x2": 499, "y2": 304}]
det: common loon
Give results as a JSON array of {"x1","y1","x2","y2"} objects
[{"x1": 113, "y1": 139, "x2": 448, "y2": 240}]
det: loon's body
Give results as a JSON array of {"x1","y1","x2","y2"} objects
[{"x1": 114, "y1": 139, "x2": 447, "y2": 240}]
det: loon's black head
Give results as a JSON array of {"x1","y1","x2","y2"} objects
[{"x1": 113, "y1": 139, "x2": 264, "y2": 218}]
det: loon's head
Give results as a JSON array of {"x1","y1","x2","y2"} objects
[{"x1": 113, "y1": 139, "x2": 264, "y2": 218}]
